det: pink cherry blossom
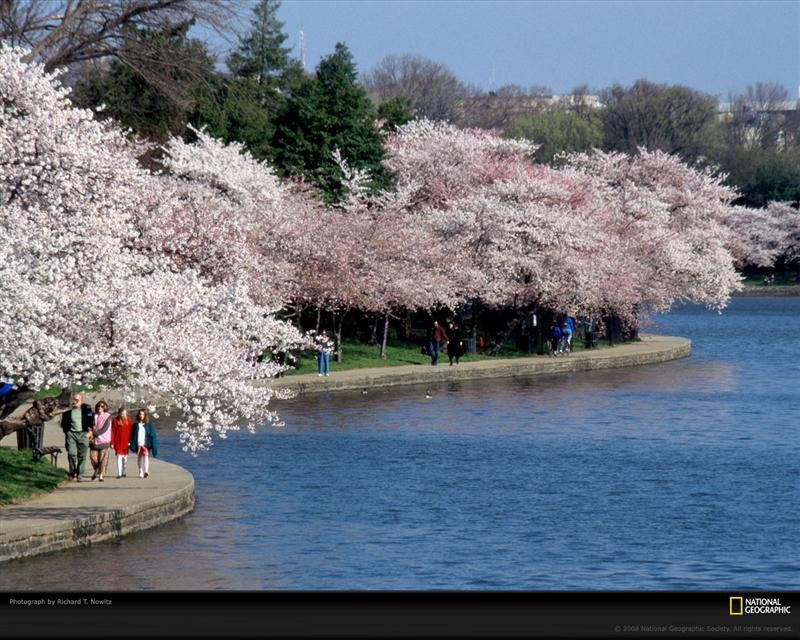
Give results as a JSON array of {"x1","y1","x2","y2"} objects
[{"x1": 0, "y1": 47, "x2": 304, "y2": 454}]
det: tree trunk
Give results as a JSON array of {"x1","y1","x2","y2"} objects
[
  {"x1": 379, "y1": 314, "x2": 390, "y2": 359},
  {"x1": 0, "y1": 387, "x2": 35, "y2": 422},
  {"x1": 295, "y1": 303, "x2": 304, "y2": 331},
  {"x1": 0, "y1": 387, "x2": 72, "y2": 439},
  {"x1": 489, "y1": 311, "x2": 524, "y2": 356},
  {"x1": 537, "y1": 308, "x2": 554, "y2": 355},
  {"x1": 331, "y1": 311, "x2": 338, "y2": 361},
  {"x1": 315, "y1": 307, "x2": 321, "y2": 333},
  {"x1": 368, "y1": 314, "x2": 379, "y2": 346},
  {"x1": 467, "y1": 299, "x2": 482, "y2": 353},
  {"x1": 604, "y1": 314, "x2": 622, "y2": 345},
  {"x1": 332, "y1": 310, "x2": 346, "y2": 362},
  {"x1": 397, "y1": 312, "x2": 412, "y2": 341}
]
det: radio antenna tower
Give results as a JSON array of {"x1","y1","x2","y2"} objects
[{"x1": 299, "y1": 24, "x2": 306, "y2": 71}]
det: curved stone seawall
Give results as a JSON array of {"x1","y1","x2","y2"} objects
[
  {"x1": 272, "y1": 334, "x2": 691, "y2": 395},
  {"x1": 733, "y1": 286, "x2": 800, "y2": 297},
  {"x1": 0, "y1": 456, "x2": 194, "y2": 564}
]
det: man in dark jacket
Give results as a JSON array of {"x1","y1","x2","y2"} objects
[{"x1": 60, "y1": 391, "x2": 93, "y2": 481}]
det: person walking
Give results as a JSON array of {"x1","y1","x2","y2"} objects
[
  {"x1": 560, "y1": 320, "x2": 573, "y2": 355},
  {"x1": 548, "y1": 322, "x2": 561, "y2": 357},
  {"x1": 428, "y1": 320, "x2": 449, "y2": 366},
  {"x1": 447, "y1": 321, "x2": 464, "y2": 365},
  {"x1": 315, "y1": 329, "x2": 334, "y2": 377},
  {"x1": 130, "y1": 409, "x2": 158, "y2": 479},
  {"x1": 89, "y1": 401, "x2": 112, "y2": 481},
  {"x1": 60, "y1": 391, "x2": 93, "y2": 482},
  {"x1": 112, "y1": 408, "x2": 133, "y2": 478},
  {"x1": 565, "y1": 315, "x2": 576, "y2": 352}
]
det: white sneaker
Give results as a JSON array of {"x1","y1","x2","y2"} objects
[
  {"x1": 325, "y1": 373, "x2": 329, "y2": 377},
  {"x1": 139, "y1": 470, "x2": 144, "y2": 478},
  {"x1": 318, "y1": 373, "x2": 323, "y2": 377}
]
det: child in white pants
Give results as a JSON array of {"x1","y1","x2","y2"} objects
[
  {"x1": 132, "y1": 409, "x2": 158, "y2": 479},
  {"x1": 117, "y1": 452, "x2": 128, "y2": 477},
  {"x1": 111, "y1": 408, "x2": 132, "y2": 479},
  {"x1": 137, "y1": 446, "x2": 150, "y2": 477}
]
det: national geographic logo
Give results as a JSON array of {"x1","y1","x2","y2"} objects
[{"x1": 730, "y1": 596, "x2": 792, "y2": 616}]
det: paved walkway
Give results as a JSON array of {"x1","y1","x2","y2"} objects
[
  {"x1": 734, "y1": 285, "x2": 800, "y2": 296},
  {"x1": 0, "y1": 421, "x2": 194, "y2": 563},
  {"x1": 269, "y1": 334, "x2": 691, "y2": 395}
]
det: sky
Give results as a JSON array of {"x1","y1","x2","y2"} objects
[{"x1": 211, "y1": 0, "x2": 800, "y2": 99}]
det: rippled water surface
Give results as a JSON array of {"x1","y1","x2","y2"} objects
[{"x1": 2, "y1": 297, "x2": 798, "y2": 589}]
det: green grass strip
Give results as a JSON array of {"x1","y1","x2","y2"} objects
[
  {"x1": 284, "y1": 336, "x2": 614, "y2": 376},
  {"x1": 0, "y1": 447, "x2": 67, "y2": 505}
]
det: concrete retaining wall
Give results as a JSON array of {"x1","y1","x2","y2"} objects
[
  {"x1": 733, "y1": 286, "x2": 800, "y2": 296},
  {"x1": 0, "y1": 461, "x2": 194, "y2": 564}
]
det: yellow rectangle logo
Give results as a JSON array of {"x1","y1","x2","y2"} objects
[{"x1": 730, "y1": 597, "x2": 744, "y2": 615}]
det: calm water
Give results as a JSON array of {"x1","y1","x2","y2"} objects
[{"x1": 2, "y1": 297, "x2": 798, "y2": 589}]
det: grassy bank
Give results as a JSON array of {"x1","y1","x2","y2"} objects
[
  {"x1": 284, "y1": 335, "x2": 613, "y2": 376},
  {"x1": 742, "y1": 273, "x2": 800, "y2": 287},
  {"x1": 0, "y1": 447, "x2": 67, "y2": 505}
]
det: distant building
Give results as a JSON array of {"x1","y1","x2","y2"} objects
[
  {"x1": 717, "y1": 99, "x2": 799, "y2": 149},
  {"x1": 455, "y1": 93, "x2": 604, "y2": 129},
  {"x1": 718, "y1": 100, "x2": 798, "y2": 118}
]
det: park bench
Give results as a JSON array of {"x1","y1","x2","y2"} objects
[{"x1": 17, "y1": 422, "x2": 61, "y2": 466}]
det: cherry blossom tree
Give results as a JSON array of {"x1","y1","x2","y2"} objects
[
  {"x1": 567, "y1": 148, "x2": 745, "y2": 319},
  {"x1": 0, "y1": 47, "x2": 304, "y2": 454},
  {"x1": 332, "y1": 153, "x2": 478, "y2": 357},
  {"x1": 723, "y1": 201, "x2": 800, "y2": 268},
  {"x1": 386, "y1": 120, "x2": 746, "y2": 335},
  {"x1": 385, "y1": 121, "x2": 611, "y2": 335},
  {"x1": 145, "y1": 125, "x2": 301, "y2": 306},
  {"x1": 2, "y1": 45, "x2": 775, "y2": 458},
  {"x1": 289, "y1": 152, "x2": 476, "y2": 360}
]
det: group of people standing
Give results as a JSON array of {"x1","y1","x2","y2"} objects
[
  {"x1": 548, "y1": 315, "x2": 576, "y2": 356},
  {"x1": 60, "y1": 391, "x2": 158, "y2": 482},
  {"x1": 427, "y1": 320, "x2": 464, "y2": 366}
]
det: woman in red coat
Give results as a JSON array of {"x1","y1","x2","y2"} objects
[{"x1": 112, "y1": 408, "x2": 133, "y2": 478}]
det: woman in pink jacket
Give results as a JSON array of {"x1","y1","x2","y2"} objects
[{"x1": 89, "y1": 400, "x2": 113, "y2": 481}]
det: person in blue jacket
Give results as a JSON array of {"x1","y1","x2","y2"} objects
[
  {"x1": 548, "y1": 322, "x2": 561, "y2": 357},
  {"x1": 565, "y1": 315, "x2": 576, "y2": 352},
  {"x1": 130, "y1": 409, "x2": 158, "y2": 479},
  {"x1": 560, "y1": 320, "x2": 572, "y2": 355}
]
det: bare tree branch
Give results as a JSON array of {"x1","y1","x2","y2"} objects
[{"x1": 1, "y1": 0, "x2": 236, "y2": 75}]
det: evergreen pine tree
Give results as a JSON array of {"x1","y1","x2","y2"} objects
[
  {"x1": 190, "y1": 76, "x2": 275, "y2": 160},
  {"x1": 71, "y1": 21, "x2": 216, "y2": 141},
  {"x1": 271, "y1": 42, "x2": 393, "y2": 202},
  {"x1": 226, "y1": 0, "x2": 303, "y2": 107}
]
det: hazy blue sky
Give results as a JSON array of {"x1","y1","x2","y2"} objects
[{"x1": 213, "y1": 0, "x2": 800, "y2": 98}]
